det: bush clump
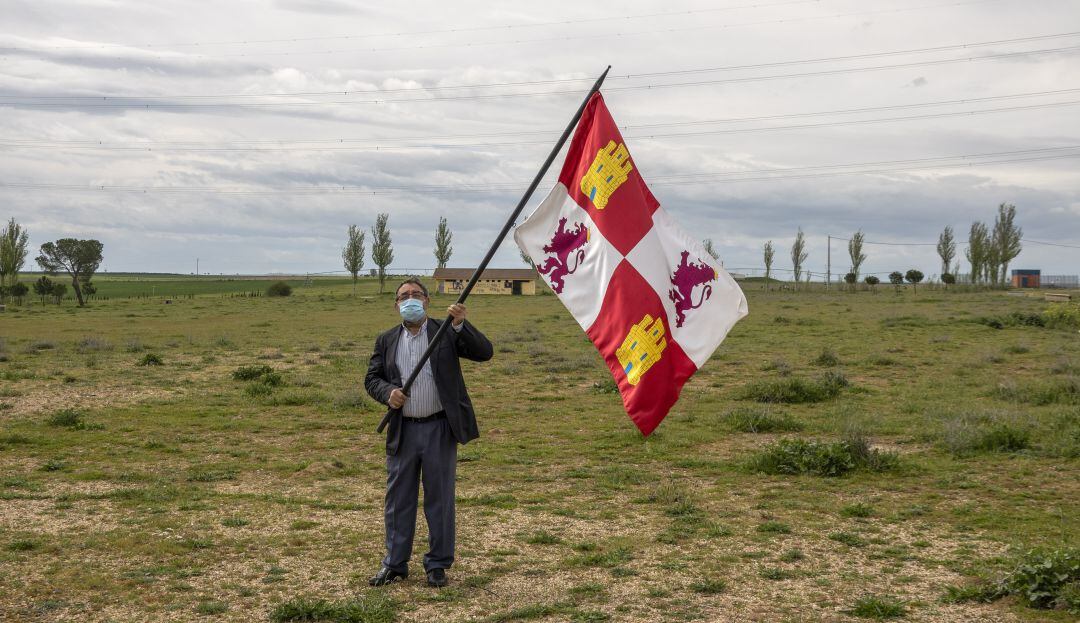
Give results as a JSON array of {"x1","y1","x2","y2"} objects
[
  {"x1": 1043, "y1": 303, "x2": 1080, "y2": 330},
  {"x1": 976, "y1": 311, "x2": 1045, "y2": 330},
  {"x1": 746, "y1": 433, "x2": 899, "y2": 477},
  {"x1": 737, "y1": 371, "x2": 849, "y2": 404},
  {"x1": 46, "y1": 409, "x2": 86, "y2": 430},
  {"x1": 232, "y1": 365, "x2": 274, "y2": 381},
  {"x1": 726, "y1": 407, "x2": 803, "y2": 433},
  {"x1": 266, "y1": 281, "x2": 292, "y2": 297},
  {"x1": 137, "y1": 353, "x2": 163, "y2": 366},
  {"x1": 270, "y1": 593, "x2": 397, "y2": 623},
  {"x1": 946, "y1": 547, "x2": 1080, "y2": 615}
]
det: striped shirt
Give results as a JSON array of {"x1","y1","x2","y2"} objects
[{"x1": 396, "y1": 321, "x2": 460, "y2": 418}]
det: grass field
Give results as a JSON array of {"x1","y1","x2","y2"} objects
[{"x1": 0, "y1": 277, "x2": 1078, "y2": 622}]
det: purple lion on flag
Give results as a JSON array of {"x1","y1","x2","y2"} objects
[
  {"x1": 536, "y1": 217, "x2": 589, "y2": 294},
  {"x1": 668, "y1": 250, "x2": 717, "y2": 328}
]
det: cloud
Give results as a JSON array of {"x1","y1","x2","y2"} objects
[{"x1": 2, "y1": 1, "x2": 1078, "y2": 275}]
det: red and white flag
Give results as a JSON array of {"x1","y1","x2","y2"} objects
[{"x1": 515, "y1": 93, "x2": 748, "y2": 435}]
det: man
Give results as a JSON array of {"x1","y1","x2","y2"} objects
[{"x1": 364, "y1": 277, "x2": 493, "y2": 587}]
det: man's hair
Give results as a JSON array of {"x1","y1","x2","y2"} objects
[{"x1": 395, "y1": 277, "x2": 428, "y2": 297}]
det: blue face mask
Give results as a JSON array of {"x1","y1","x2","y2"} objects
[{"x1": 399, "y1": 298, "x2": 426, "y2": 323}]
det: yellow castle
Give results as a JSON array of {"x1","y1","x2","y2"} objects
[
  {"x1": 616, "y1": 314, "x2": 667, "y2": 386},
  {"x1": 580, "y1": 140, "x2": 633, "y2": 209}
]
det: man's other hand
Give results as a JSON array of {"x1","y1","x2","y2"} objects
[
  {"x1": 388, "y1": 388, "x2": 407, "y2": 409},
  {"x1": 448, "y1": 303, "x2": 467, "y2": 327}
]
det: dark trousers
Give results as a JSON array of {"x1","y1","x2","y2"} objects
[{"x1": 382, "y1": 417, "x2": 457, "y2": 574}]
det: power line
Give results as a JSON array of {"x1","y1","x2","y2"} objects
[
  {"x1": 0, "y1": 0, "x2": 1006, "y2": 61},
  {"x1": 0, "y1": 0, "x2": 827, "y2": 51},
  {"x1": 6, "y1": 30, "x2": 1077, "y2": 101},
  {"x1": 5, "y1": 44, "x2": 1077, "y2": 110},
  {"x1": 6, "y1": 99, "x2": 1077, "y2": 153},
  {"x1": 2, "y1": 145, "x2": 1077, "y2": 195}
]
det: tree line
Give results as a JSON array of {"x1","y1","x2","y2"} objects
[
  {"x1": 1, "y1": 218, "x2": 104, "y2": 306},
  {"x1": 341, "y1": 213, "x2": 453, "y2": 294},
  {"x1": 758, "y1": 203, "x2": 1024, "y2": 291}
]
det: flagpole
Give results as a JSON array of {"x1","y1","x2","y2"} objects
[{"x1": 377, "y1": 65, "x2": 612, "y2": 434}]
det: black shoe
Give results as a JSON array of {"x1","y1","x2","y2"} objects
[
  {"x1": 368, "y1": 566, "x2": 406, "y2": 586},
  {"x1": 426, "y1": 568, "x2": 448, "y2": 587}
]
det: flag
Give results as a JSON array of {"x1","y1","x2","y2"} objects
[{"x1": 514, "y1": 93, "x2": 748, "y2": 435}]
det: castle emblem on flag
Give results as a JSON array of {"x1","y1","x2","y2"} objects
[
  {"x1": 580, "y1": 140, "x2": 633, "y2": 209},
  {"x1": 536, "y1": 217, "x2": 589, "y2": 294},
  {"x1": 616, "y1": 314, "x2": 667, "y2": 385},
  {"x1": 668, "y1": 250, "x2": 717, "y2": 328}
]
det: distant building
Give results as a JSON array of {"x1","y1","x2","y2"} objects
[
  {"x1": 433, "y1": 268, "x2": 539, "y2": 295},
  {"x1": 1011, "y1": 269, "x2": 1040, "y2": 288}
]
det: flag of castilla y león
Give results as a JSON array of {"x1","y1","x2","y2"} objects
[{"x1": 515, "y1": 93, "x2": 748, "y2": 436}]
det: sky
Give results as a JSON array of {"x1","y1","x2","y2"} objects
[{"x1": 2, "y1": 0, "x2": 1079, "y2": 279}]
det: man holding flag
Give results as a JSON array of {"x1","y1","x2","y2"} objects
[{"x1": 516, "y1": 92, "x2": 747, "y2": 434}]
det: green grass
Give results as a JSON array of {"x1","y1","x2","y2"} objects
[{"x1": 0, "y1": 279, "x2": 1076, "y2": 622}]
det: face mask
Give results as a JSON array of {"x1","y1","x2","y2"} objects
[{"x1": 399, "y1": 298, "x2": 426, "y2": 323}]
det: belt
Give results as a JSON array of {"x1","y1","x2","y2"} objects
[{"x1": 403, "y1": 410, "x2": 446, "y2": 423}]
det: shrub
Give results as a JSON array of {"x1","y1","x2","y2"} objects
[
  {"x1": 1043, "y1": 303, "x2": 1080, "y2": 330},
  {"x1": 737, "y1": 371, "x2": 848, "y2": 404},
  {"x1": 746, "y1": 435, "x2": 899, "y2": 477},
  {"x1": 232, "y1": 365, "x2": 274, "y2": 381},
  {"x1": 266, "y1": 281, "x2": 292, "y2": 297},
  {"x1": 1003, "y1": 548, "x2": 1080, "y2": 611},
  {"x1": 46, "y1": 409, "x2": 86, "y2": 430},
  {"x1": 244, "y1": 383, "x2": 272, "y2": 398},
  {"x1": 726, "y1": 407, "x2": 803, "y2": 433},
  {"x1": 811, "y1": 348, "x2": 841, "y2": 367},
  {"x1": 137, "y1": 353, "x2": 163, "y2": 366},
  {"x1": 864, "y1": 276, "x2": 880, "y2": 286}
]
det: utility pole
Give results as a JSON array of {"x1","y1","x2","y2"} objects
[
  {"x1": 196, "y1": 258, "x2": 199, "y2": 276},
  {"x1": 826, "y1": 236, "x2": 831, "y2": 291}
]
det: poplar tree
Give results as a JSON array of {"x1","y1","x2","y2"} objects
[
  {"x1": 370, "y1": 213, "x2": 394, "y2": 294},
  {"x1": 991, "y1": 203, "x2": 1022, "y2": 288},
  {"x1": 847, "y1": 230, "x2": 866, "y2": 287},
  {"x1": 0, "y1": 218, "x2": 30, "y2": 289},
  {"x1": 763, "y1": 241, "x2": 774, "y2": 291},
  {"x1": 937, "y1": 226, "x2": 956, "y2": 283},
  {"x1": 790, "y1": 229, "x2": 808, "y2": 290},
  {"x1": 702, "y1": 238, "x2": 719, "y2": 261},
  {"x1": 433, "y1": 217, "x2": 453, "y2": 269},
  {"x1": 342, "y1": 224, "x2": 366, "y2": 296}
]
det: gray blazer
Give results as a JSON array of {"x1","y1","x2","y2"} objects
[{"x1": 365, "y1": 317, "x2": 493, "y2": 455}]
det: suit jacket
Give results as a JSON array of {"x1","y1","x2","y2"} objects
[{"x1": 365, "y1": 317, "x2": 493, "y2": 455}]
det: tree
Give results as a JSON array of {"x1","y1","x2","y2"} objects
[
  {"x1": 342, "y1": 224, "x2": 366, "y2": 296},
  {"x1": 50, "y1": 282, "x2": 67, "y2": 304},
  {"x1": 434, "y1": 217, "x2": 453, "y2": 269},
  {"x1": 941, "y1": 272, "x2": 956, "y2": 287},
  {"x1": 763, "y1": 241, "x2": 774, "y2": 291},
  {"x1": 864, "y1": 275, "x2": 880, "y2": 292},
  {"x1": 33, "y1": 276, "x2": 54, "y2": 304},
  {"x1": 905, "y1": 269, "x2": 924, "y2": 294},
  {"x1": 9, "y1": 281, "x2": 27, "y2": 303},
  {"x1": 936, "y1": 226, "x2": 956, "y2": 282},
  {"x1": 370, "y1": 213, "x2": 394, "y2": 294},
  {"x1": 790, "y1": 229, "x2": 808, "y2": 290},
  {"x1": 0, "y1": 217, "x2": 30, "y2": 289},
  {"x1": 35, "y1": 239, "x2": 103, "y2": 307},
  {"x1": 702, "y1": 238, "x2": 719, "y2": 261},
  {"x1": 519, "y1": 247, "x2": 534, "y2": 268},
  {"x1": 847, "y1": 230, "x2": 866, "y2": 287},
  {"x1": 889, "y1": 271, "x2": 904, "y2": 293},
  {"x1": 965, "y1": 222, "x2": 989, "y2": 285},
  {"x1": 991, "y1": 202, "x2": 1022, "y2": 288},
  {"x1": 844, "y1": 272, "x2": 857, "y2": 287}
]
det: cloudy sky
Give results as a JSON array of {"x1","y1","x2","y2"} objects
[{"x1": 2, "y1": 0, "x2": 1078, "y2": 278}]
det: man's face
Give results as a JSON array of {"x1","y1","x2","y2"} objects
[{"x1": 395, "y1": 283, "x2": 428, "y2": 311}]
